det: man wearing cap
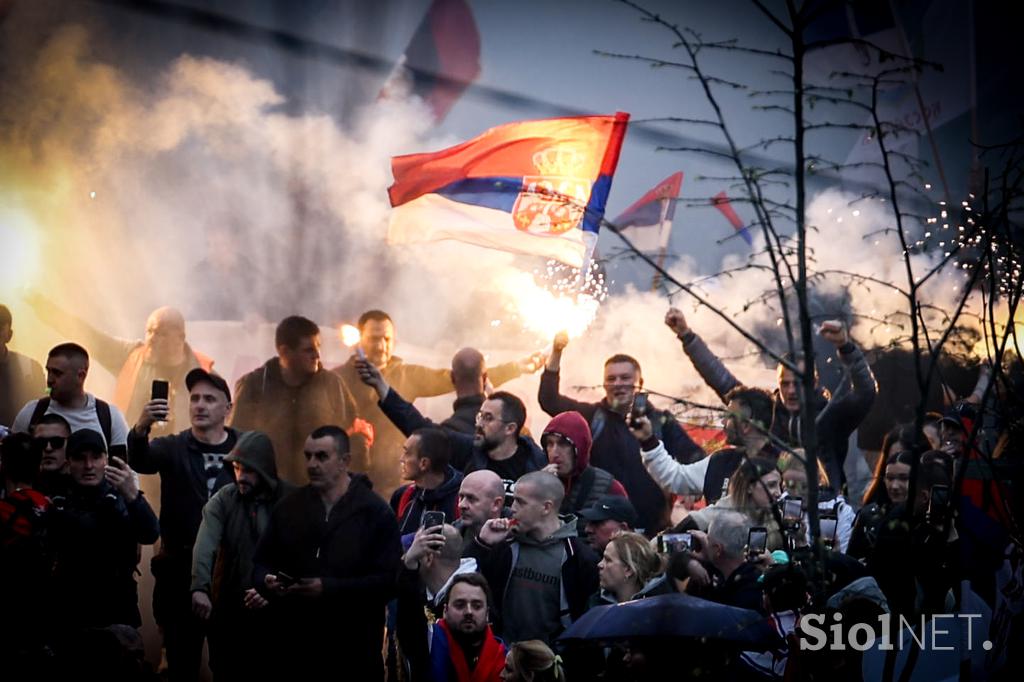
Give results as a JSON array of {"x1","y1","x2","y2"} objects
[
  {"x1": 579, "y1": 495, "x2": 638, "y2": 555},
  {"x1": 128, "y1": 368, "x2": 238, "y2": 682},
  {"x1": 190, "y1": 430, "x2": 295, "y2": 679},
  {"x1": 48, "y1": 429, "x2": 160, "y2": 630}
]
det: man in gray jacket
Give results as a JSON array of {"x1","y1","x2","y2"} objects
[
  {"x1": 190, "y1": 430, "x2": 295, "y2": 679},
  {"x1": 664, "y1": 308, "x2": 876, "y2": 492}
]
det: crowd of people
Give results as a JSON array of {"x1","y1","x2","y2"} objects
[{"x1": 0, "y1": 300, "x2": 1019, "y2": 680}]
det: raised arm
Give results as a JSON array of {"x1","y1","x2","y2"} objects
[
  {"x1": 665, "y1": 308, "x2": 741, "y2": 404},
  {"x1": 538, "y1": 332, "x2": 594, "y2": 417}
]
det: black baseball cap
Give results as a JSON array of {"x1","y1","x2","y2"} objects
[
  {"x1": 185, "y1": 368, "x2": 231, "y2": 402},
  {"x1": 67, "y1": 429, "x2": 107, "y2": 457},
  {"x1": 578, "y1": 495, "x2": 638, "y2": 526}
]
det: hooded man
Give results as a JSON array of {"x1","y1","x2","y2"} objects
[
  {"x1": 190, "y1": 430, "x2": 296, "y2": 679},
  {"x1": 541, "y1": 411, "x2": 627, "y2": 517}
]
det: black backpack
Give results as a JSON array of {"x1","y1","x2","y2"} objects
[{"x1": 29, "y1": 397, "x2": 114, "y2": 447}]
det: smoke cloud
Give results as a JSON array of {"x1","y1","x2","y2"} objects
[{"x1": 0, "y1": 25, "x2": 985, "y2": 433}]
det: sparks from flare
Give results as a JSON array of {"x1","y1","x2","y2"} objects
[{"x1": 495, "y1": 260, "x2": 608, "y2": 341}]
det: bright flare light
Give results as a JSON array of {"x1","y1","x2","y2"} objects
[
  {"x1": 497, "y1": 261, "x2": 607, "y2": 340},
  {"x1": 0, "y1": 207, "x2": 41, "y2": 293},
  {"x1": 339, "y1": 324, "x2": 361, "y2": 347}
]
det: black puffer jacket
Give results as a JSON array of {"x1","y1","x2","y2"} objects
[{"x1": 48, "y1": 481, "x2": 160, "y2": 628}]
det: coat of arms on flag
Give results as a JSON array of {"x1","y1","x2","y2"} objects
[{"x1": 387, "y1": 113, "x2": 629, "y2": 267}]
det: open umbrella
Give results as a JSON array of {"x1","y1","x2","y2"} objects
[{"x1": 559, "y1": 593, "x2": 780, "y2": 650}]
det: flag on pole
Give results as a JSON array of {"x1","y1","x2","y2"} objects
[
  {"x1": 388, "y1": 112, "x2": 630, "y2": 267},
  {"x1": 613, "y1": 171, "x2": 683, "y2": 253},
  {"x1": 378, "y1": 0, "x2": 481, "y2": 123},
  {"x1": 712, "y1": 191, "x2": 752, "y2": 245}
]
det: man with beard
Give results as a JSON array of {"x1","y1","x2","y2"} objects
[
  {"x1": 190, "y1": 430, "x2": 295, "y2": 680},
  {"x1": 25, "y1": 294, "x2": 214, "y2": 437},
  {"x1": 538, "y1": 333, "x2": 703, "y2": 535},
  {"x1": 634, "y1": 386, "x2": 779, "y2": 504},
  {"x1": 253, "y1": 425, "x2": 400, "y2": 680},
  {"x1": 356, "y1": 359, "x2": 546, "y2": 506},
  {"x1": 664, "y1": 307, "x2": 876, "y2": 492},
  {"x1": 428, "y1": 573, "x2": 507, "y2": 682},
  {"x1": 231, "y1": 316, "x2": 367, "y2": 485},
  {"x1": 332, "y1": 310, "x2": 543, "y2": 498}
]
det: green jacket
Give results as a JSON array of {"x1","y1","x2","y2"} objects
[{"x1": 191, "y1": 431, "x2": 295, "y2": 611}]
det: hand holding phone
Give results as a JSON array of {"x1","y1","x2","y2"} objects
[
  {"x1": 421, "y1": 511, "x2": 445, "y2": 530},
  {"x1": 746, "y1": 527, "x2": 768, "y2": 560},
  {"x1": 150, "y1": 380, "x2": 170, "y2": 422},
  {"x1": 276, "y1": 571, "x2": 297, "y2": 588},
  {"x1": 630, "y1": 392, "x2": 649, "y2": 428}
]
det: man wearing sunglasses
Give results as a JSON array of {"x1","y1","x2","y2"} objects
[{"x1": 31, "y1": 413, "x2": 72, "y2": 497}]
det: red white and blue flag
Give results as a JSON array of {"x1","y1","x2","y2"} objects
[
  {"x1": 712, "y1": 191, "x2": 752, "y2": 246},
  {"x1": 387, "y1": 113, "x2": 630, "y2": 267},
  {"x1": 378, "y1": 0, "x2": 481, "y2": 123},
  {"x1": 613, "y1": 171, "x2": 683, "y2": 253}
]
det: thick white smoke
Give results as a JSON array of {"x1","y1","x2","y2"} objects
[{"x1": 1, "y1": 26, "x2": 979, "y2": 434}]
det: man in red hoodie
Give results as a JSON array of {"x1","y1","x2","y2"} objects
[{"x1": 541, "y1": 411, "x2": 628, "y2": 517}]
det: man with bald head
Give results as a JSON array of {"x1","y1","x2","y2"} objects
[
  {"x1": 457, "y1": 470, "x2": 506, "y2": 540},
  {"x1": 441, "y1": 348, "x2": 488, "y2": 435},
  {"x1": 26, "y1": 293, "x2": 214, "y2": 436},
  {"x1": 469, "y1": 471, "x2": 598, "y2": 644}
]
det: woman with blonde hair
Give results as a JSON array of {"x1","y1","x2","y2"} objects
[
  {"x1": 500, "y1": 640, "x2": 564, "y2": 682},
  {"x1": 594, "y1": 531, "x2": 675, "y2": 605},
  {"x1": 685, "y1": 456, "x2": 785, "y2": 550}
]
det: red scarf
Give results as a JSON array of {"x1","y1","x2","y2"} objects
[{"x1": 438, "y1": 619, "x2": 506, "y2": 682}]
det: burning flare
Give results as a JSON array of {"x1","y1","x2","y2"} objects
[
  {"x1": 339, "y1": 324, "x2": 361, "y2": 347},
  {"x1": 496, "y1": 261, "x2": 607, "y2": 341}
]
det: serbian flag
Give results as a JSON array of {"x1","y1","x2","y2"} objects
[
  {"x1": 378, "y1": 0, "x2": 480, "y2": 123},
  {"x1": 712, "y1": 191, "x2": 752, "y2": 245},
  {"x1": 388, "y1": 113, "x2": 630, "y2": 267},
  {"x1": 614, "y1": 172, "x2": 683, "y2": 253}
]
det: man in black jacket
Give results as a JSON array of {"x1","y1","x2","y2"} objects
[
  {"x1": 48, "y1": 429, "x2": 160, "y2": 631},
  {"x1": 356, "y1": 359, "x2": 546, "y2": 506},
  {"x1": 539, "y1": 333, "x2": 704, "y2": 535},
  {"x1": 128, "y1": 368, "x2": 238, "y2": 681},
  {"x1": 254, "y1": 425, "x2": 401, "y2": 680}
]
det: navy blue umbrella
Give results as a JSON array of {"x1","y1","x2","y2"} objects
[{"x1": 559, "y1": 593, "x2": 779, "y2": 650}]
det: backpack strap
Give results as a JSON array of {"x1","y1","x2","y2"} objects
[
  {"x1": 95, "y1": 398, "x2": 113, "y2": 446},
  {"x1": 29, "y1": 398, "x2": 51, "y2": 428},
  {"x1": 589, "y1": 408, "x2": 607, "y2": 442}
]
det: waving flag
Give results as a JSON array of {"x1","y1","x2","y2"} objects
[
  {"x1": 388, "y1": 113, "x2": 630, "y2": 267},
  {"x1": 712, "y1": 191, "x2": 752, "y2": 246},
  {"x1": 378, "y1": 0, "x2": 481, "y2": 123},
  {"x1": 614, "y1": 172, "x2": 683, "y2": 253}
]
